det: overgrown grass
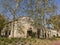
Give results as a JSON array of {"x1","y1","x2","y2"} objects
[{"x1": 0, "y1": 37, "x2": 60, "y2": 45}]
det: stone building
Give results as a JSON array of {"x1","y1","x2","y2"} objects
[
  {"x1": 1, "y1": 16, "x2": 37, "y2": 38},
  {"x1": 2, "y1": 16, "x2": 60, "y2": 38}
]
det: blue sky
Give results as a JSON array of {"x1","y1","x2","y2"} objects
[
  {"x1": 56, "y1": 0, "x2": 60, "y2": 8},
  {"x1": 0, "y1": 0, "x2": 60, "y2": 20},
  {"x1": 56, "y1": 0, "x2": 60, "y2": 14}
]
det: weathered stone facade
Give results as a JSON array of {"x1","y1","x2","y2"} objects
[{"x1": 1, "y1": 16, "x2": 37, "y2": 38}]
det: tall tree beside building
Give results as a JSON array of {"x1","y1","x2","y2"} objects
[
  {"x1": 3, "y1": 0, "x2": 23, "y2": 37},
  {"x1": 25, "y1": 0, "x2": 56, "y2": 38}
]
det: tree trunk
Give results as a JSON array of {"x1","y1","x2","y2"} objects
[
  {"x1": 0, "y1": 30, "x2": 1, "y2": 36},
  {"x1": 37, "y1": 29, "x2": 40, "y2": 38}
]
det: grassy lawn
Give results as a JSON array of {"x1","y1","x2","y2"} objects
[{"x1": 0, "y1": 37, "x2": 60, "y2": 45}]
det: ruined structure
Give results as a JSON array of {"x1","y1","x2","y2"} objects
[
  {"x1": 1, "y1": 16, "x2": 37, "y2": 38},
  {"x1": 1, "y1": 16, "x2": 60, "y2": 38}
]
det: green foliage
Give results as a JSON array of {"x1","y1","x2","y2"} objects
[
  {"x1": 48, "y1": 15, "x2": 60, "y2": 31},
  {"x1": 0, "y1": 14, "x2": 5, "y2": 30}
]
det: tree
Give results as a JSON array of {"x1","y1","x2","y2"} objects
[
  {"x1": 25, "y1": 0, "x2": 56, "y2": 38},
  {"x1": 3, "y1": 0, "x2": 23, "y2": 37},
  {"x1": 0, "y1": 14, "x2": 5, "y2": 36},
  {"x1": 49, "y1": 15, "x2": 60, "y2": 31}
]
